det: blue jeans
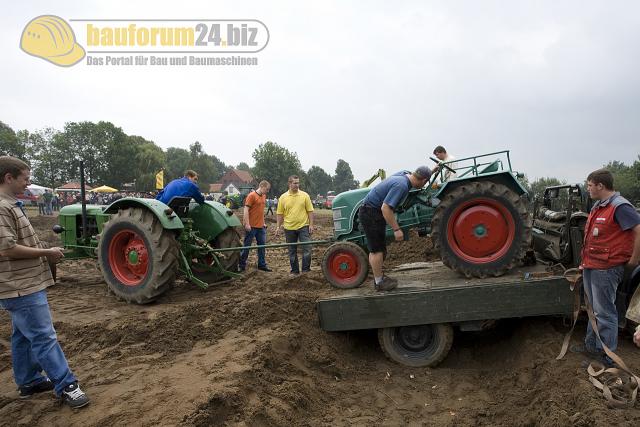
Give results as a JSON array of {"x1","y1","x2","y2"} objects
[
  {"x1": 239, "y1": 227, "x2": 267, "y2": 269},
  {"x1": 583, "y1": 266, "x2": 624, "y2": 354},
  {"x1": 284, "y1": 226, "x2": 311, "y2": 273},
  {"x1": 0, "y1": 290, "x2": 77, "y2": 395}
]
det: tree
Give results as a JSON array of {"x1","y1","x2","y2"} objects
[
  {"x1": 236, "y1": 162, "x2": 251, "y2": 172},
  {"x1": 131, "y1": 136, "x2": 166, "y2": 191},
  {"x1": 165, "y1": 147, "x2": 191, "y2": 182},
  {"x1": 0, "y1": 121, "x2": 24, "y2": 158},
  {"x1": 604, "y1": 158, "x2": 640, "y2": 204},
  {"x1": 333, "y1": 159, "x2": 358, "y2": 193},
  {"x1": 29, "y1": 128, "x2": 66, "y2": 188},
  {"x1": 527, "y1": 177, "x2": 566, "y2": 201},
  {"x1": 252, "y1": 141, "x2": 303, "y2": 195},
  {"x1": 306, "y1": 165, "x2": 332, "y2": 197}
]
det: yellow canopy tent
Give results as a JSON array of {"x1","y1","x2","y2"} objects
[{"x1": 91, "y1": 185, "x2": 118, "y2": 193}]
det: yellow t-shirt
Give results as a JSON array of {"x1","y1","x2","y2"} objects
[{"x1": 277, "y1": 190, "x2": 314, "y2": 230}]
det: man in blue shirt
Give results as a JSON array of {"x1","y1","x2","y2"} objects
[
  {"x1": 156, "y1": 170, "x2": 205, "y2": 205},
  {"x1": 359, "y1": 166, "x2": 431, "y2": 291}
]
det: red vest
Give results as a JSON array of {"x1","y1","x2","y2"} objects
[{"x1": 581, "y1": 194, "x2": 634, "y2": 269}]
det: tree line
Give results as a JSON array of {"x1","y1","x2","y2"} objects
[
  {"x1": 520, "y1": 157, "x2": 640, "y2": 205},
  {"x1": 0, "y1": 120, "x2": 359, "y2": 197}
]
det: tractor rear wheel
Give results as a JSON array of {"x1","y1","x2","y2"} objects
[
  {"x1": 378, "y1": 323, "x2": 454, "y2": 367},
  {"x1": 432, "y1": 181, "x2": 531, "y2": 278},
  {"x1": 191, "y1": 228, "x2": 241, "y2": 283},
  {"x1": 98, "y1": 207, "x2": 179, "y2": 304},
  {"x1": 322, "y1": 242, "x2": 369, "y2": 289}
]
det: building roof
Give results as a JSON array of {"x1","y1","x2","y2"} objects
[
  {"x1": 221, "y1": 169, "x2": 254, "y2": 184},
  {"x1": 57, "y1": 182, "x2": 93, "y2": 190},
  {"x1": 209, "y1": 183, "x2": 224, "y2": 192}
]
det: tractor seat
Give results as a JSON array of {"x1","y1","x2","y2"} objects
[
  {"x1": 167, "y1": 196, "x2": 192, "y2": 218},
  {"x1": 478, "y1": 160, "x2": 501, "y2": 174}
]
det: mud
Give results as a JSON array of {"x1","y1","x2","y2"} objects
[{"x1": 0, "y1": 212, "x2": 639, "y2": 426}]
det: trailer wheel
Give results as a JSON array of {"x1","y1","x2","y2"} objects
[
  {"x1": 191, "y1": 228, "x2": 241, "y2": 283},
  {"x1": 432, "y1": 181, "x2": 531, "y2": 278},
  {"x1": 98, "y1": 207, "x2": 179, "y2": 304},
  {"x1": 378, "y1": 323, "x2": 454, "y2": 367},
  {"x1": 322, "y1": 242, "x2": 369, "y2": 289}
]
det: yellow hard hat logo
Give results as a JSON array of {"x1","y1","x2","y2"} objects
[{"x1": 20, "y1": 15, "x2": 85, "y2": 67}]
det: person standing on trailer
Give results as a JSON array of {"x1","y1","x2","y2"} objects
[{"x1": 358, "y1": 166, "x2": 431, "y2": 291}]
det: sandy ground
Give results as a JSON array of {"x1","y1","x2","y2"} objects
[{"x1": 0, "y1": 211, "x2": 639, "y2": 426}]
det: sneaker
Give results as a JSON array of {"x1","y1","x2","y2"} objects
[
  {"x1": 18, "y1": 378, "x2": 54, "y2": 398},
  {"x1": 374, "y1": 276, "x2": 398, "y2": 292},
  {"x1": 258, "y1": 266, "x2": 273, "y2": 272},
  {"x1": 61, "y1": 382, "x2": 90, "y2": 409}
]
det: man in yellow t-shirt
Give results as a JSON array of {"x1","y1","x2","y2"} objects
[{"x1": 275, "y1": 175, "x2": 314, "y2": 274}]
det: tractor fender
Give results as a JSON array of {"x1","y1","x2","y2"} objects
[
  {"x1": 626, "y1": 265, "x2": 640, "y2": 324},
  {"x1": 434, "y1": 171, "x2": 529, "y2": 200},
  {"x1": 104, "y1": 197, "x2": 184, "y2": 230},
  {"x1": 187, "y1": 201, "x2": 242, "y2": 242}
]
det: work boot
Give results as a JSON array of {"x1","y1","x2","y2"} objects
[
  {"x1": 60, "y1": 382, "x2": 90, "y2": 409},
  {"x1": 18, "y1": 378, "x2": 54, "y2": 398},
  {"x1": 570, "y1": 344, "x2": 599, "y2": 357},
  {"x1": 374, "y1": 276, "x2": 398, "y2": 292}
]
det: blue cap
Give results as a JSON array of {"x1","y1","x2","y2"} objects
[{"x1": 414, "y1": 166, "x2": 431, "y2": 180}]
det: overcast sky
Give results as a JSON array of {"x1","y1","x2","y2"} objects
[{"x1": 3, "y1": 1, "x2": 640, "y2": 184}]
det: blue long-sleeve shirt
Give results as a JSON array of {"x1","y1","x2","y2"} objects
[{"x1": 156, "y1": 177, "x2": 205, "y2": 205}]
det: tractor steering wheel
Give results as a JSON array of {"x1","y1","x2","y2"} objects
[{"x1": 429, "y1": 156, "x2": 456, "y2": 173}]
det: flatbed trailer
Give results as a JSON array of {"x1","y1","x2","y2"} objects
[{"x1": 317, "y1": 261, "x2": 574, "y2": 367}]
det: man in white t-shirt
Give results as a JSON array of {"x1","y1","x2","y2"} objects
[{"x1": 432, "y1": 146, "x2": 457, "y2": 182}]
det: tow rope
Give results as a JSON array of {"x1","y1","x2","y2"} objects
[{"x1": 556, "y1": 268, "x2": 639, "y2": 408}]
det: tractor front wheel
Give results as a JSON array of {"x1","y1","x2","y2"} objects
[
  {"x1": 432, "y1": 182, "x2": 531, "y2": 278},
  {"x1": 322, "y1": 242, "x2": 369, "y2": 289},
  {"x1": 98, "y1": 207, "x2": 179, "y2": 304}
]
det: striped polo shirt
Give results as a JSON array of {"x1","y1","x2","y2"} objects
[{"x1": 0, "y1": 191, "x2": 54, "y2": 299}]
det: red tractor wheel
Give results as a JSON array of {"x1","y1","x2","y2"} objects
[
  {"x1": 432, "y1": 181, "x2": 531, "y2": 278},
  {"x1": 322, "y1": 242, "x2": 369, "y2": 289},
  {"x1": 98, "y1": 207, "x2": 179, "y2": 304}
]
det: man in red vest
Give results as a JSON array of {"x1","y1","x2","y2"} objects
[{"x1": 579, "y1": 169, "x2": 640, "y2": 364}]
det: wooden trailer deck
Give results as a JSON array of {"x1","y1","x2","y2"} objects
[{"x1": 317, "y1": 262, "x2": 574, "y2": 332}]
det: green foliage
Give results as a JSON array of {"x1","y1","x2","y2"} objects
[
  {"x1": 333, "y1": 159, "x2": 358, "y2": 193},
  {"x1": 165, "y1": 147, "x2": 191, "y2": 182},
  {"x1": 236, "y1": 162, "x2": 251, "y2": 172},
  {"x1": 306, "y1": 165, "x2": 332, "y2": 197},
  {"x1": 604, "y1": 157, "x2": 640, "y2": 204},
  {"x1": 252, "y1": 141, "x2": 303, "y2": 196},
  {"x1": 0, "y1": 121, "x2": 24, "y2": 158},
  {"x1": 525, "y1": 176, "x2": 566, "y2": 201}
]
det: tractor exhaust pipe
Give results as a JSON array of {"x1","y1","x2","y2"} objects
[{"x1": 79, "y1": 161, "x2": 88, "y2": 241}]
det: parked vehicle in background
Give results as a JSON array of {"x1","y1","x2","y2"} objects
[
  {"x1": 16, "y1": 189, "x2": 38, "y2": 206},
  {"x1": 325, "y1": 195, "x2": 336, "y2": 209}
]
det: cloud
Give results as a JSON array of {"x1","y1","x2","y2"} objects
[{"x1": 2, "y1": 0, "x2": 640, "y2": 183}]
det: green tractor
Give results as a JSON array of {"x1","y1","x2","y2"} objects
[
  {"x1": 321, "y1": 150, "x2": 532, "y2": 288},
  {"x1": 55, "y1": 196, "x2": 242, "y2": 304}
]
